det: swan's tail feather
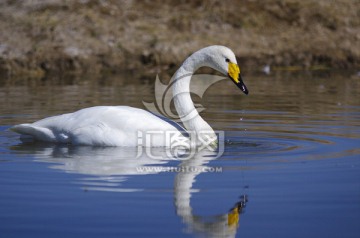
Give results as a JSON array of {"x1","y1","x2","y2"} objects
[{"x1": 11, "y1": 124, "x2": 56, "y2": 142}]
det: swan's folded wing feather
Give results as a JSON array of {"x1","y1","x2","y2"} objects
[
  {"x1": 11, "y1": 106, "x2": 183, "y2": 146},
  {"x1": 11, "y1": 124, "x2": 56, "y2": 142}
]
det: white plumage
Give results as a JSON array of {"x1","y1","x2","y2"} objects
[
  {"x1": 11, "y1": 46, "x2": 248, "y2": 146},
  {"x1": 12, "y1": 106, "x2": 179, "y2": 146}
]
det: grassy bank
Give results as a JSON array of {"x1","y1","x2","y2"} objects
[{"x1": 0, "y1": 0, "x2": 359, "y2": 79}]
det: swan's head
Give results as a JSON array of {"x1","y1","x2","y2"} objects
[{"x1": 200, "y1": 46, "x2": 249, "y2": 95}]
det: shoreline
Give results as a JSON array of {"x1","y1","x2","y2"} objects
[{"x1": 0, "y1": 0, "x2": 359, "y2": 79}]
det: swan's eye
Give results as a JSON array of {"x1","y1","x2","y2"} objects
[{"x1": 225, "y1": 58, "x2": 230, "y2": 63}]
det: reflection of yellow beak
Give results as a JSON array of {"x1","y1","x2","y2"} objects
[
  {"x1": 228, "y1": 62, "x2": 240, "y2": 83},
  {"x1": 227, "y1": 206, "x2": 239, "y2": 228}
]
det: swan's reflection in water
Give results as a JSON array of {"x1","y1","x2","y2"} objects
[
  {"x1": 175, "y1": 152, "x2": 247, "y2": 237},
  {"x1": 11, "y1": 143, "x2": 248, "y2": 237}
]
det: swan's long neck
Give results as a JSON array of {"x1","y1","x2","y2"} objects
[{"x1": 172, "y1": 52, "x2": 215, "y2": 138}]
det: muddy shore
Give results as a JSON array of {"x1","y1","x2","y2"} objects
[{"x1": 0, "y1": 0, "x2": 359, "y2": 79}]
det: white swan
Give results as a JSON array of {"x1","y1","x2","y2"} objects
[{"x1": 11, "y1": 45, "x2": 248, "y2": 146}]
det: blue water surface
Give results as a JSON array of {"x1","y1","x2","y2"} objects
[{"x1": 0, "y1": 72, "x2": 359, "y2": 238}]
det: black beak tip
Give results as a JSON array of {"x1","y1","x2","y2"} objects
[
  {"x1": 238, "y1": 74, "x2": 249, "y2": 95},
  {"x1": 238, "y1": 83, "x2": 249, "y2": 95},
  {"x1": 243, "y1": 88, "x2": 249, "y2": 95},
  {"x1": 228, "y1": 73, "x2": 249, "y2": 95}
]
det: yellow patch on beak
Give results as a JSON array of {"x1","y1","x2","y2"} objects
[{"x1": 228, "y1": 62, "x2": 240, "y2": 83}]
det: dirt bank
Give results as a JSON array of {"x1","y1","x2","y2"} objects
[{"x1": 0, "y1": 0, "x2": 359, "y2": 79}]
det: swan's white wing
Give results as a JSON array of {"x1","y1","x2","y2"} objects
[{"x1": 11, "y1": 106, "x2": 183, "y2": 146}]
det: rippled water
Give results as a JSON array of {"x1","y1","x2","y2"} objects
[{"x1": 0, "y1": 71, "x2": 359, "y2": 238}]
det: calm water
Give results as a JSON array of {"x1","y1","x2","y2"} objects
[{"x1": 0, "y1": 71, "x2": 359, "y2": 238}]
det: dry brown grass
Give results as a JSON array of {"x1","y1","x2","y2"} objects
[{"x1": 0, "y1": 0, "x2": 359, "y2": 79}]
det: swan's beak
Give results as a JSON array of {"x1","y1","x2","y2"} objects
[
  {"x1": 228, "y1": 63, "x2": 249, "y2": 95},
  {"x1": 236, "y1": 74, "x2": 249, "y2": 95}
]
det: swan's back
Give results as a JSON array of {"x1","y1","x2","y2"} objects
[{"x1": 11, "y1": 106, "x2": 182, "y2": 146}]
